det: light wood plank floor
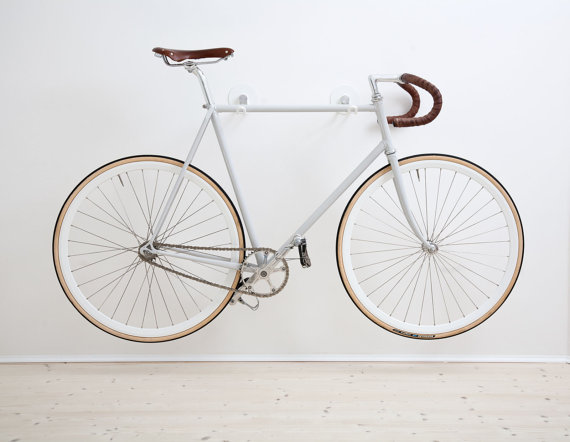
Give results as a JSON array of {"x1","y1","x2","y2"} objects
[{"x1": 0, "y1": 362, "x2": 568, "y2": 441}]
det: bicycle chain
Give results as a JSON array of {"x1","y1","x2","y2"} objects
[{"x1": 138, "y1": 243, "x2": 289, "y2": 298}]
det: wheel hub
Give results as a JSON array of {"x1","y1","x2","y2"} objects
[
  {"x1": 422, "y1": 241, "x2": 439, "y2": 254},
  {"x1": 138, "y1": 242, "x2": 157, "y2": 261}
]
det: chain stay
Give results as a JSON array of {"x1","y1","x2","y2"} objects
[{"x1": 138, "y1": 242, "x2": 289, "y2": 298}]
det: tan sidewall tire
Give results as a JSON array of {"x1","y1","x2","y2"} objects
[
  {"x1": 53, "y1": 156, "x2": 245, "y2": 342},
  {"x1": 336, "y1": 154, "x2": 524, "y2": 339}
]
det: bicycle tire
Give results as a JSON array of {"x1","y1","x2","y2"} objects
[
  {"x1": 337, "y1": 154, "x2": 524, "y2": 339},
  {"x1": 53, "y1": 155, "x2": 245, "y2": 342}
]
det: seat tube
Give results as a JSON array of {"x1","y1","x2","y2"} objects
[
  {"x1": 372, "y1": 92, "x2": 431, "y2": 249},
  {"x1": 188, "y1": 66, "x2": 262, "y2": 250}
]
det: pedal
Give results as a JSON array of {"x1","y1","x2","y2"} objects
[
  {"x1": 297, "y1": 238, "x2": 312, "y2": 268},
  {"x1": 230, "y1": 278, "x2": 260, "y2": 311},
  {"x1": 237, "y1": 296, "x2": 259, "y2": 311}
]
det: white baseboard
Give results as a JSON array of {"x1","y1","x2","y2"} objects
[{"x1": 1, "y1": 354, "x2": 568, "y2": 363}]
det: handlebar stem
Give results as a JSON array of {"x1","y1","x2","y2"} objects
[{"x1": 368, "y1": 74, "x2": 404, "y2": 96}]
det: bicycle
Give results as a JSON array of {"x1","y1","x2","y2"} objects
[{"x1": 52, "y1": 47, "x2": 524, "y2": 342}]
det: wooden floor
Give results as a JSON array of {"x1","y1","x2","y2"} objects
[{"x1": 0, "y1": 362, "x2": 568, "y2": 441}]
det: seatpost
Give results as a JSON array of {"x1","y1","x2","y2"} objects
[{"x1": 186, "y1": 65, "x2": 215, "y2": 106}]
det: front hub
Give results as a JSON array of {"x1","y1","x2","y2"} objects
[{"x1": 422, "y1": 241, "x2": 439, "y2": 254}]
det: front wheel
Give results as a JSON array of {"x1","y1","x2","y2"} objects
[
  {"x1": 337, "y1": 154, "x2": 524, "y2": 339},
  {"x1": 53, "y1": 155, "x2": 245, "y2": 342}
]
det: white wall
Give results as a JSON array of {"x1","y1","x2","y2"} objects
[{"x1": 1, "y1": 0, "x2": 568, "y2": 361}]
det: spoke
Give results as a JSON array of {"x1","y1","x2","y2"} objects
[
  {"x1": 141, "y1": 169, "x2": 154, "y2": 237},
  {"x1": 126, "y1": 171, "x2": 152, "y2": 235},
  {"x1": 68, "y1": 240, "x2": 133, "y2": 251},
  {"x1": 86, "y1": 257, "x2": 140, "y2": 301},
  {"x1": 151, "y1": 172, "x2": 176, "y2": 233},
  {"x1": 437, "y1": 252, "x2": 499, "y2": 288},
  {"x1": 86, "y1": 195, "x2": 137, "y2": 240},
  {"x1": 437, "y1": 199, "x2": 495, "y2": 243},
  {"x1": 80, "y1": 260, "x2": 138, "y2": 288},
  {"x1": 402, "y1": 254, "x2": 428, "y2": 321},
  {"x1": 434, "y1": 185, "x2": 483, "y2": 242},
  {"x1": 98, "y1": 260, "x2": 142, "y2": 310},
  {"x1": 159, "y1": 188, "x2": 203, "y2": 242},
  {"x1": 358, "y1": 250, "x2": 421, "y2": 284},
  {"x1": 434, "y1": 254, "x2": 479, "y2": 307},
  {"x1": 69, "y1": 246, "x2": 138, "y2": 258},
  {"x1": 432, "y1": 171, "x2": 456, "y2": 239},
  {"x1": 369, "y1": 196, "x2": 417, "y2": 239},
  {"x1": 418, "y1": 256, "x2": 432, "y2": 325},
  {"x1": 77, "y1": 210, "x2": 143, "y2": 239},
  {"x1": 166, "y1": 213, "x2": 223, "y2": 240},
  {"x1": 433, "y1": 177, "x2": 471, "y2": 242},
  {"x1": 149, "y1": 169, "x2": 160, "y2": 229},
  {"x1": 433, "y1": 255, "x2": 466, "y2": 315},
  {"x1": 142, "y1": 263, "x2": 158, "y2": 328},
  {"x1": 376, "y1": 253, "x2": 425, "y2": 308},
  {"x1": 435, "y1": 255, "x2": 488, "y2": 306},
  {"x1": 353, "y1": 250, "x2": 421, "y2": 270},
  {"x1": 432, "y1": 256, "x2": 455, "y2": 321},
  {"x1": 380, "y1": 184, "x2": 405, "y2": 215},
  {"x1": 111, "y1": 259, "x2": 142, "y2": 319},
  {"x1": 127, "y1": 263, "x2": 151, "y2": 325},
  {"x1": 409, "y1": 171, "x2": 428, "y2": 237},
  {"x1": 159, "y1": 179, "x2": 190, "y2": 242},
  {"x1": 70, "y1": 225, "x2": 132, "y2": 250},
  {"x1": 165, "y1": 200, "x2": 215, "y2": 241},
  {"x1": 367, "y1": 252, "x2": 423, "y2": 300},
  {"x1": 151, "y1": 265, "x2": 174, "y2": 326},
  {"x1": 440, "y1": 240, "x2": 510, "y2": 247},
  {"x1": 149, "y1": 266, "x2": 158, "y2": 328},
  {"x1": 354, "y1": 223, "x2": 418, "y2": 245},
  {"x1": 351, "y1": 247, "x2": 421, "y2": 255},
  {"x1": 430, "y1": 168, "x2": 442, "y2": 239},
  {"x1": 440, "y1": 225, "x2": 508, "y2": 246},
  {"x1": 157, "y1": 260, "x2": 190, "y2": 319},
  {"x1": 361, "y1": 209, "x2": 419, "y2": 243},
  {"x1": 160, "y1": 256, "x2": 212, "y2": 303},
  {"x1": 351, "y1": 238, "x2": 419, "y2": 248},
  {"x1": 160, "y1": 258, "x2": 208, "y2": 284},
  {"x1": 109, "y1": 179, "x2": 138, "y2": 238},
  {"x1": 71, "y1": 248, "x2": 133, "y2": 272},
  {"x1": 437, "y1": 249, "x2": 509, "y2": 258},
  {"x1": 439, "y1": 249, "x2": 506, "y2": 272},
  {"x1": 180, "y1": 227, "x2": 228, "y2": 245},
  {"x1": 379, "y1": 182, "x2": 425, "y2": 239}
]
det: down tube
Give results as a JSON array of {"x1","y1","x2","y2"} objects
[{"x1": 277, "y1": 141, "x2": 387, "y2": 255}]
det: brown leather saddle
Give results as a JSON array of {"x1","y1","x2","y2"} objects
[{"x1": 152, "y1": 47, "x2": 234, "y2": 62}]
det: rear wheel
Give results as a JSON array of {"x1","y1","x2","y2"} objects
[
  {"x1": 53, "y1": 155, "x2": 245, "y2": 342},
  {"x1": 337, "y1": 154, "x2": 524, "y2": 339}
]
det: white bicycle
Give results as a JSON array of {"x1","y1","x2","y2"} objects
[{"x1": 53, "y1": 47, "x2": 524, "y2": 342}]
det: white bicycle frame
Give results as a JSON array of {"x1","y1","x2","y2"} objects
[{"x1": 142, "y1": 64, "x2": 432, "y2": 276}]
